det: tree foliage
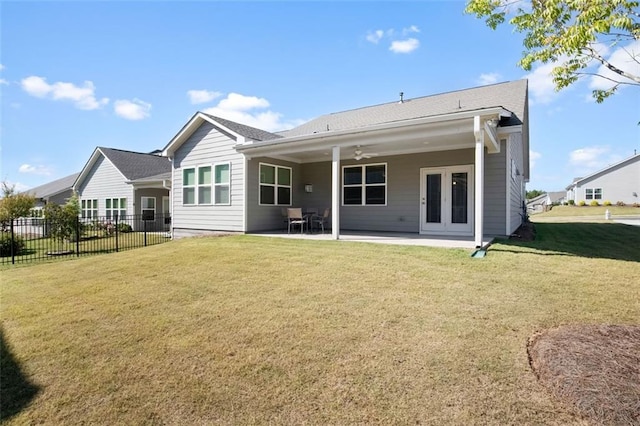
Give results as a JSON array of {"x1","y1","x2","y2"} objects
[
  {"x1": 44, "y1": 193, "x2": 82, "y2": 245},
  {"x1": 526, "y1": 189, "x2": 546, "y2": 199},
  {"x1": 0, "y1": 182, "x2": 36, "y2": 224},
  {"x1": 465, "y1": 0, "x2": 640, "y2": 102}
]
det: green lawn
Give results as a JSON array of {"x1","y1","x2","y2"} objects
[
  {"x1": 531, "y1": 204, "x2": 640, "y2": 221},
  {"x1": 2, "y1": 224, "x2": 639, "y2": 424}
]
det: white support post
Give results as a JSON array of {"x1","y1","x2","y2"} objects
[
  {"x1": 331, "y1": 146, "x2": 340, "y2": 240},
  {"x1": 474, "y1": 116, "x2": 484, "y2": 248}
]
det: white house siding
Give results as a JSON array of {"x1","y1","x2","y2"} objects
[
  {"x1": 574, "y1": 156, "x2": 640, "y2": 204},
  {"x1": 245, "y1": 157, "x2": 304, "y2": 232},
  {"x1": 171, "y1": 122, "x2": 245, "y2": 237},
  {"x1": 76, "y1": 156, "x2": 134, "y2": 216},
  {"x1": 507, "y1": 134, "x2": 525, "y2": 234},
  {"x1": 483, "y1": 141, "x2": 507, "y2": 236}
]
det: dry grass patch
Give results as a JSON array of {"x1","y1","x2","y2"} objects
[{"x1": 528, "y1": 324, "x2": 640, "y2": 425}]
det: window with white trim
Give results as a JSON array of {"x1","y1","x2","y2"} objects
[
  {"x1": 183, "y1": 168, "x2": 196, "y2": 205},
  {"x1": 105, "y1": 198, "x2": 127, "y2": 219},
  {"x1": 259, "y1": 163, "x2": 291, "y2": 205},
  {"x1": 81, "y1": 199, "x2": 98, "y2": 219},
  {"x1": 198, "y1": 166, "x2": 212, "y2": 204},
  {"x1": 343, "y1": 164, "x2": 387, "y2": 205},
  {"x1": 214, "y1": 163, "x2": 231, "y2": 205},
  {"x1": 141, "y1": 197, "x2": 156, "y2": 221},
  {"x1": 585, "y1": 188, "x2": 602, "y2": 200}
]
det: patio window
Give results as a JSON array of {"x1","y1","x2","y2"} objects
[
  {"x1": 259, "y1": 163, "x2": 291, "y2": 205},
  {"x1": 585, "y1": 188, "x2": 602, "y2": 200},
  {"x1": 343, "y1": 164, "x2": 386, "y2": 206},
  {"x1": 141, "y1": 197, "x2": 156, "y2": 221},
  {"x1": 214, "y1": 163, "x2": 231, "y2": 205},
  {"x1": 105, "y1": 198, "x2": 127, "y2": 219},
  {"x1": 81, "y1": 199, "x2": 98, "y2": 219}
]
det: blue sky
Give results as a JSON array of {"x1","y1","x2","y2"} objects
[{"x1": 2, "y1": 1, "x2": 638, "y2": 193}]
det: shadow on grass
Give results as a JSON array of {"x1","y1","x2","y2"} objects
[
  {"x1": 492, "y1": 222, "x2": 640, "y2": 262},
  {"x1": 1, "y1": 327, "x2": 40, "y2": 421}
]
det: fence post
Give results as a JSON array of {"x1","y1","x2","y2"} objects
[
  {"x1": 10, "y1": 219, "x2": 15, "y2": 265},
  {"x1": 115, "y1": 214, "x2": 119, "y2": 253},
  {"x1": 144, "y1": 217, "x2": 147, "y2": 247},
  {"x1": 76, "y1": 216, "x2": 80, "y2": 257}
]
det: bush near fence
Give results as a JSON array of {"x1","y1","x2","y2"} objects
[{"x1": 1, "y1": 214, "x2": 171, "y2": 265}]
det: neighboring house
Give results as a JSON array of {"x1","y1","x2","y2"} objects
[
  {"x1": 73, "y1": 147, "x2": 171, "y2": 230},
  {"x1": 566, "y1": 153, "x2": 640, "y2": 205},
  {"x1": 163, "y1": 80, "x2": 530, "y2": 247},
  {"x1": 526, "y1": 191, "x2": 565, "y2": 213},
  {"x1": 24, "y1": 172, "x2": 80, "y2": 215}
]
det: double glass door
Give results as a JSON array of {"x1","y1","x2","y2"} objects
[{"x1": 420, "y1": 166, "x2": 474, "y2": 235}]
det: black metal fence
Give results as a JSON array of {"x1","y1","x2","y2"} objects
[{"x1": 1, "y1": 214, "x2": 171, "y2": 266}]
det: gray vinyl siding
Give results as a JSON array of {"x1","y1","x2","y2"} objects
[
  {"x1": 246, "y1": 157, "x2": 304, "y2": 232},
  {"x1": 574, "y1": 157, "x2": 640, "y2": 204},
  {"x1": 483, "y1": 141, "x2": 507, "y2": 236},
  {"x1": 171, "y1": 122, "x2": 245, "y2": 235},
  {"x1": 508, "y1": 133, "x2": 525, "y2": 234},
  {"x1": 47, "y1": 189, "x2": 74, "y2": 206},
  {"x1": 76, "y1": 156, "x2": 134, "y2": 215}
]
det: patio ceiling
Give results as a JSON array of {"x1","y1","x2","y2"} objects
[{"x1": 236, "y1": 108, "x2": 510, "y2": 164}]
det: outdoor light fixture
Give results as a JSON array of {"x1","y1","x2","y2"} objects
[
  {"x1": 486, "y1": 118, "x2": 499, "y2": 128},
  {"x1": 305, "y1": 184, "x2": 313, "y2": 193}
]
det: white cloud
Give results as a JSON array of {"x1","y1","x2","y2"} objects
[
  {"x1": 477, "y1": 73, "x2": 502, "y2": 85},
  {"x1": 202, "y1": 92, "x2": 304, "y2": 132},
  {"x1": 524, "y1": 61, "x2": 562, "y2": 104},
  {"x1": 0, "y1": 79, "x2": 7, "y2": 85},
  {"x1": 588, "y1": 40, "x2": 640, "y2": 92},
  {"x1": 114, "y1": 98, "x2": 151, "y2": 120},
  {"x1": 389, "y1": 38, "x2": 420, "y2": 54},
  {"x1": 0, "y1": 64, "x2": 4, "y2": 71},
  {"x1": 569, "y1": 146, "x2": 623, "y2": 173},
  {"x1": 366, "y1": 30, "x2": 385, "y2": 44},
  {"x1": 20, "y1": 76, "x2": 109, "y2": 110},
  {"x1": 402, "y1": 25, "x2": 420, "y2": 35},
  {"x1": 19, "y1": 163, "x2": 53, "y2": 176},
  {"x1": 3, "y1": 181, "x2": 31, "y2": 193},
  {"x1": 187, "y1": 89, "x2": 223, "y2": 104},
  {"x1": 530, "y1": 150, "x2": 541, "y2": 169}
]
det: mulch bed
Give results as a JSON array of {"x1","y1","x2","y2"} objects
[
  {"x1": 528, "y1": 324, "x2": 640, "y2": 425},
  {"x1": 509, "y1": 221, "x2": 536, "y2": 242}
]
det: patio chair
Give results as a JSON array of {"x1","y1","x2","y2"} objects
[
  {"x1": 311, "y1": 208, "x2": 330, "y2": 234},
  {"x1": 287, "y1": 208, "x2": 307, "y2": 234}
]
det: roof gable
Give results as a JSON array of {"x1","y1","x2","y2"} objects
[{"x1": 571, "y1": 153, "x2": 640, "y2": 187}]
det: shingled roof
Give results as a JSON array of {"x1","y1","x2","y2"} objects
[
  {"x1": 24, "y1": 172, "x2": 80, "y2": 199},
  {"x1": 98, "y1": 147, "x2": 171, "y2": 181},
  {"x1": 281, "y1": 80, "x2": 528, "y2": 138},
  {"x1": 201, "y1": 113, "x2": 283, "y2": 142}
]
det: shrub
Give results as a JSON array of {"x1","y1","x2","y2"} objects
[
  {"x1": 578, "y1": 200, "x2": 586, "y2": 206},
  {"x1": 603, "y1": 200, "x2": 612, "y2": 206},
  {"x1": 117, "y1": 223, "x2": 133, "y2": 233},
  {"x1": 568, "y1": 200, "x2": 575, "y2": 205},
  {"x1": 0, "y1": 232, "x2": 25, "y2": 257},
  {"x1": 616, "y1": 201, "x2": 626, "y2": 206},
  {"x1": 590, "y1": 200, "x2": 600, "y2": 206},
  {"x1": 633, "y1": 203, "x2": 640, "y2": 208}
]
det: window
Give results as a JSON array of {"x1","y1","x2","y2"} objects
[
  {"x1": 585, "y1": 188, "x2": 602, "y2": 200},
  {"x1": 105, "y1": 198, "x2": 127, "y2": 219},
  {"x1": 183, "y1": 164, "x2": 231, "y2": 205},
  {"x1": 214, "y1": 163, "x2": 231, "y2": 205},
  {"x1": 259, "y1": 163, "x2": 291, "y2": 205},
  {"x1": 141, "y1": 197, "x2": 156, "y2": 221},
  {"x1": 343, "y1": 164, "x2": 386, "y2": 206},
  {"x1": 81, "y1": 199, "x2": 98, "y2": 219},
  {"x1": 183, "y1": 168, "x2": 196, "y2": 205}
]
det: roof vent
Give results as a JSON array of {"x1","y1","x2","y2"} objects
[{"x1": 398, "y1": 92, "x2": 404, "y2": 104}]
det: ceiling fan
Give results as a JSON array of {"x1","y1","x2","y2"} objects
[{"x1": 353, "y1": 146, "x2": 379, "y2": 161}]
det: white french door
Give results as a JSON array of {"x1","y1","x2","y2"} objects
[{"x1": 420, "y1": 165, "x2": 474, "y2": 235}]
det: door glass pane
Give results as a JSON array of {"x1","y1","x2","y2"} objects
[
  {"x1": 426, "y1": 174, "x2": 441, "y2": 223},
  {"x1": 451, "y1": 172, "x2": 468, "y2": 224}
]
